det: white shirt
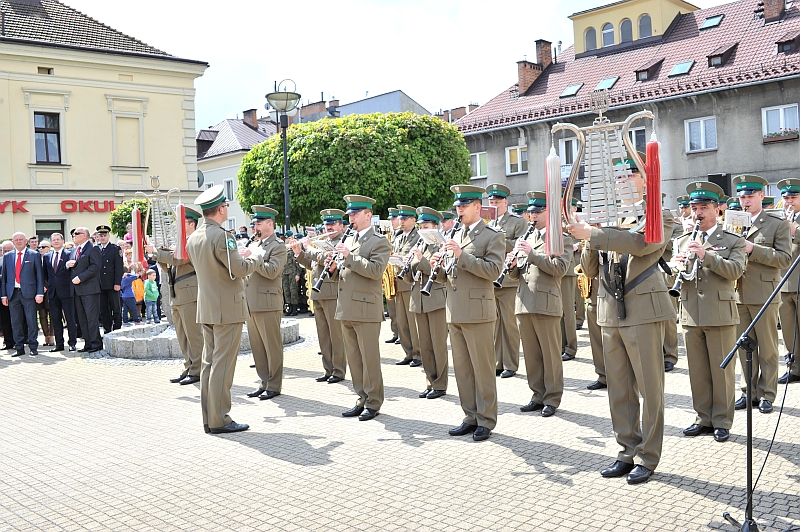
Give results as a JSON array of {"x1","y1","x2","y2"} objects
[{"x1": 356, "y1": 226, "x2": 372, "y2": 241}]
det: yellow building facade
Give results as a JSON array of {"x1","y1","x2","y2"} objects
[{"x1": 0, "y1": 0, "x2": 207, "y2": 240}]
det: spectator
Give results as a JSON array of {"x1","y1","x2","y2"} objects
[
  {"x1": 37, "y1": 240, "x2": 55, "y2": 346},
  {"x1": 1, "y1": 232, "x2": 44, "y2": 356},
  {"x1": 43, "y1": 233, "x2": 77, "y2": 352},
  {"x1": 27, "y1": 236, "x2": 38, "y2": 251},
  {"x1": 124, "y1": 223, "x2": 133, "y2": 243},
  {"x1": 131, "y1": 264, "x2": 145, "y2": 318},
  {"x1": 0, "y1": 240, "x2": 15, "y2": 349},
  {"x1": 120, "y1": 265, "x2": 142, "y2": 326},
  {"x1": 144, "y1": 269, "x2": 160, "y2": 324}
]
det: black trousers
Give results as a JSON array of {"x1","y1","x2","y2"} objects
[
  {"x1": 9, "y1": 290, "x2": 39, "y2": 351},
  {"x1": 49, "y1": 294, "x2": 78, "y2": 348},
  {"x1": 99, "y1": 288, "x2": 122, "y2": 331},
  {"x1": 76, "y1": 293, "x2": 101, "y2": 350},
  {"x1": 0, "y1": 300, "x2": 13, "y2": 347}
]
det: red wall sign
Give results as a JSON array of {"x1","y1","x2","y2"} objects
[{"x1": 0, "y1": 200, "x2": 115, "y2": 214}]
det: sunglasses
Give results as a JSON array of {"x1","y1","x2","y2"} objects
[{"x1": 38, "y1": 246, "x2": 49, "y2": 249}]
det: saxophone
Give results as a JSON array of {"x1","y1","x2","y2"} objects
[
  {"x1": 382, "y1": 230, "x2": 397, "y2": 301},
  {"x1": 575, "y1": 240, "x2": 592, "y2": 299}
]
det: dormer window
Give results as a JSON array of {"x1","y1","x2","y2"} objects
[
  {"x1": 707, "y1": 43, "x2": 738, "y2": 67},
  {"x1": 779, "y1": 41, "x2": 793, "y2": 53},
  {"x1": 700, "y1": 14, "x2": 724, "y2": 29},
  {"x1": 776, "y1": 31, "x2": 800, "y2": 54},
  {"x1": 635, "y1": 58, "x2": 664, "y2": 82}
]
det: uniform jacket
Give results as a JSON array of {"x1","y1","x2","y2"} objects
[
  {"x1": 434, "y1": 219, "x2": 504, "y2": 324},
  {"x1": 393, "y1": 227, "x2": 420, "y2": 293},
  {"x1": 581, "y1": 210, "x2": 675, "y2": 327},
  {"x1": 508, "y1": 231, "x2": 572, "y2": 316},
  {"x1": 70, "y1": 242, "x2": 101, "y2": 296},
  {"x1": 738, "y1": 210, "x2": 791, "y2": 305},
  {"x1": 43, "y1": 248, "x2": 74, "y2": 300},
  {"x1": 153, "y1": 248, "x2": 197, "y2": 307},
  {"x1": 491, "y1": 211, "x2": 528, "y2": 288},
  {"x1": 781, "y1": 212, "x2": 800, "y2": 294},
  {"x1": 98, "y1": 242, "x2": 124, "y2": 289},
  {"x1": 334, "y1": 227, "x2": 391, "y2": 323},
  {"x1": 675, "y1": 225, "x2": 746, "y2": 327},
  {"x1": 1, "y1": 248, "x2": 44, "y2": 300},
  {"x1": 186, "y1": 218, "x2": 262, "y2": 325},
  {"x1": 296, "y1": 235, "x2": 341, "y2": 301},
  {"x1": 283, "y1": 249, "x2": 303, "y2": 278},
  {"x1": 245, "y1": 233, "x2": 287, "y2": 313},
  {"x1": 407, "y1": 243, "x2": 446, "y2": 313}
]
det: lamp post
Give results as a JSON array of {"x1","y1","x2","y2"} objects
[{"x1": 266, "y1": 80, "x2": 301, "y2": 233}]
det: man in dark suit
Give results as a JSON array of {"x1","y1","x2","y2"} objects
[
  {"x1": 1, "y1": 232, "x2": 44, "y2": 356},
  {"x1": 43, "y1": 232, "x2": 78, "y2": 352},
  {"x1": 66, "y1": 227, "x2": 103, "y2": 353},
  {"x1": 0, "y1": 240, "x2": 15, "y2": 349},
  {"x1": 95, "y1": 225, "x2": 124, "y2": 332}
]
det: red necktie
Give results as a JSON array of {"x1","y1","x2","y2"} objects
[
  {"x1": 15, "y1": 251, "x2": 22, "y2": 285},
  {"x1": 76, "y1": 246, "x2": 82, "y2": 260},
  {"x1": 52, "y1": 251, "x2": 58, "y2": 270}
]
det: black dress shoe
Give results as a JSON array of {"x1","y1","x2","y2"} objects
[
  {"x1": 600, "y1": 460, "x2": 635, "y2": 478},
  {"x1": 448, "y1": 423, "x2": 477, "y2": 436},
  {"x1": 249, "y1": 364, "x2": 256, "y2": 368},
  {"x1": 170, "y1": 373, "x2": 188, "y2": 383},
  {"x1": 246, "y1": 388, "x2": 266, "y2": 398},
  {"x1": 12, "y1": 350, "x2": 24, "y2": 357},
  {"x1": 50, "y1": 345, "x2": 64, "y2": 352},
  {"x1": 778, "y1": 371, "x2": 800, "y2": 384},
  {"x1": 576, "y1": 323, "x2": 583, "y2": 330},
  {"x1": 315, "y1": 374, "x2": 331, "y2": 382},
  {"x1": 209, "y1": 422, "x2": 249, "y2": 434},
  {"x1": 409, "y1": 359, "x2": 422, "y2": 367},
  {"x1": 342, "y1": 405, "x2": 364, "y2": 417},
  {"x1": 562, "y1": 352, "x2": 575, "y2": 361},
  {"x1": 427, "y1": 390, "x2": 446, "y2": 400},
  {"x1": 204, "y1": 424, "x2": 210, "y2": 434},
  {"x1": 385, "y1": 336, "x2": 398, "y2": 343},
  {"x1": 714, "y1": 428, "x2": 730, "y2": 442},
  {"x1": 419, "y1": 389, "x2": 430, "y2": 398},
  {"x1": 626, "y1": 465, "x2": 653, "y2": 484},
  {"x1": 472, "y1": 427, "x2": 491, "y2": 441},
  {"x1": 317, "y1": 351, "x2": 322, "y2": 355},
  {"x1": 541, "y1": 405, "x2": 557, "y2": 417},
  {"x1": 520, "y1": 401, "x2": 544, "y2": 412},
  {"x1": 734, "y1": 396, "x2": 758, "y2": 410},
  {"x1": 682, "y1": 424, "x2": 713, "y2": 437},
  {"x1": 759, "y1": 399, "x2": 773, "y2": 413},
  {"x1": 395, "y1": 358, "x2": 412, "y2": 365},
  {"x1": 179, "y1": 375, "x2": 200, "y2": 385},
  {"x1": 496, "y1": 369, "x2": 503, "y2": 377},
  {"x1": 394, "y1": 339, "x2": 401, "y2": 344},
  {"x1": 88, "y1": 347, "x2": 102, "y2": 353},
  {"x1": 327, "y1": 376, "x2": 343, "y2": 384},
  {"x1": 78, "y1": 347, "x2": 89, "y2": 353},
  {"x1": 68, "y1": 346, "x2": 76, "y2": 352},
  {"x1": 2, "y1": 344, "x2": 13, "y2": 350},
  {"x1": 587, "y1": 380, "x2": 607, "y2": 390},
  {"x1": 358, "y1": 408, "x2": 379, "y2": 421},
  {"x1": 500, "y1": 369, "x2": 516, "y2": 378},
  {"x1": 29, "y1": 350, "x2": 38, "y2": 356},
  {"x1": 259, "y1": 391, "x2": 281, "y2": 400},
  {"x1": 664, "y1": 361, "x2": 675, "y2": 372}
]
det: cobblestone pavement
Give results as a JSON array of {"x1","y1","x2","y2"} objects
[{"x1": 1, "y1": 315, "x2": 799, "y2": 532}]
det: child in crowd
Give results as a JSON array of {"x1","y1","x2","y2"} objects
[
  {"x1": 144, "y1": 269, "x2": 160, "y2": 324},
  {"x1": 131, "y1": 264, "x2": 145, "y2": 319},
  {"x1": 120, "y1": 265, "x2": 143, "y2": 326}
]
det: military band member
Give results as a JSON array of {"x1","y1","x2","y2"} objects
[
  {"x1": 675, "y1": 182, "x2": 746, "y2": 443},
  {"x1": 777, "y1": 179, "x2": 800, "y2": 385},
  {"x1": 147, "y1": 207, "x2": 204, "y2": 385},
  {"x1": 585, "y1": 271, "x2": 607, "y2": 390},
  {"x1": 186, "y1": 185, "x2": 262, "y2": 434},
  {"x1": 431, "y1": 185, "x2": 504, "y2": 442},
  {"x1": 727, "y1": 197, "x2": 742, "y2": 211},
  {"x1": 732, "y1": 174, "x2": 792, "y2": 414},
  {"x1": 440, "y1": 210, "x2": 456, "y2": 233},
  {"x1": 95, "y1": 225, "x2": 124, "y2": 333},
  {"x1": 243, "y1": 206, "x2": 287, "y2": 401},
  {"x1": 282, "y1": 241, "x2": 302, "y2": 317},
  {"x1": 508, "y1": 191, "x2": 571, "y2": 417},
  {"x1": 406, "y1": 207, "x2": 449, "y2": 399},
  {"x1": 294, "y1": 209, "x2": 347, "y2": 384},
  {"x1": 718, "y1": 195, "x2": 729, "y2": 220},
  {"x1": 511, "y1": 203, "x2": 528, "y2": 217},
  {"x1": 384, "y1": 208, "x2": 401, "y2": 344},
  {"x1": 561, "y1": 195, "x2": 580, "y2": 361},
  {"x1": 762, "y1": 196, "x2": 775, "y2": 210},
  {"x1": 335, "y1": 195, "x2": 391, "y2": 421},
  {"x1": 393, "y1": 205, "x2": 422, "y2": 367},
  {"x1": 486, "y1": 184, "x2": 527, "y2": 378},
  {"x1": 677, "y1": 195, "x2": 692, "y2": 233}
]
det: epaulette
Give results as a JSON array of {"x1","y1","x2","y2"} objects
[
  {"x1": 509, "y1": 212, "x2": 521, "y2": 218},
  {"x1": 723, "y1": 230, "x2": 743, "y2": 237},
  {"x1": 766, "y1": 211, "x2": 784, "y2": 220},
  {"x1": 485, "y1": 225, "x2": 500, "y2": 233}
]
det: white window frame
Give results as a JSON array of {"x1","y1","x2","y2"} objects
[
  {"x1": 225, "y1": 217, "x2": 236, "y2": 231},
  {"x1": 205, "y1": 181, "x2": 215, "y2": 190},
  {"x1": 684, "y1": 116, "x2": 718, "y2": 153},
  {"x1": 470, "y1": 152, "x2": 487, "y2": 180},
  {"x1": 620, "y1": 18, "x2": 633, "y2": 43},
  {"x1": 224, "y1": 178, "x2": 236, "y2": 202},
  {"x1": 23, "y1": 87, "x2": 70, "y2": 166},
  {"x1": 627, "y1": 126, "x2": 647, "y2": 154},
  {"x1": 585, "y1": 27, "x2": 597, "y2": 51},
  {"x1": 639, "y1": 14, "x2": 652, "y2": 39},
  {"x1": 761, "y1": 104, "x2": 799, "y2": 136},
  {"x1": 602, "y1": 23, "x2": 614, "y2": 47},
  {"x1": 505, "y1": 146, "x2": 528, "y2": 176}
]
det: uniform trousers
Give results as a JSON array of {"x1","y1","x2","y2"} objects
[
  {"x1": 519, "y1": 314, "x2": 563, "y2": 407},
  {"x1": 575, "y1": 278, "x2": 585, "y2": 326},
  {"x1": 386, "y1": 298, "x2": 399, "y2": 338},
  {"x1": 663, "y1": 279, "x2": 679, "y2": 365},
  {"x1": 560, "y1": 277, "x2": 578, "y2": 357},
  {"x1": 247, "y1": 310, "x2": 284, "y2": 392},
  {"x1": 684, "y1": 325, "x2": 736, "y2": 429},
  {"x1": 394, "y1": 289, "x2": 420, "y2": 361},
  {"x1": 201, "y1": 323, "x2": 243, "y2": 429},
  {"x1": 315, "y1": 298, "x2": 346, "y2": 379},
  {"x1": 779, "y1": 292, "x2": 800, "y2": 378},
  {"x1": 737, "y1": 303, "x2": 780, "y2": 402},
  {"x1": 494, "y1": 286, "x2": 520, "y2": 372},
  {"x1": 173, "y1": 301, "x2": 203, "y2": 377},
  {"x1": 341, "y1": 320, "x2": 384, "y2": 410},
  {"x1": 414, "y1": 307, "x2": 448, "y2": 391},
  {"x1": 450, "y1": 321, "x2": 497, "y2": 430},
  {"x1": 99, "y1": 288, "x2": 122, "y2": 331},
  {"x1": 586, "y1": 291, "x2": 606, "y2": 385},
  {"x1": 602, "y1": 321, "x2": 665, "y2": 471}
]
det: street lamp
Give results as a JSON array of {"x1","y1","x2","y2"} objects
[{"x1": 266, "y1": 80, "x2": 301, "y2": 233}]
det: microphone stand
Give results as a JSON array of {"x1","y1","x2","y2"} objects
[{"x1": 719, "y1": 247, "x2": 800, "y2": 532}]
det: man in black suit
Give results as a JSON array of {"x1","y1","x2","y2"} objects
[
  {"x1": 95, "y1": 225, "x2": 124, "y2": 332},
  {"x1": 66, "y1": 227, "x2": 102, "y2": 353},
  {"x1": 1, "y1": 232, "x2": 44, "y2": 356},
  {"x1": 0, "y1": 240, "x2": 15, "y2": 349},
  {"x1": 43, "y1": 232, "x2": 78, "y2": 352}
]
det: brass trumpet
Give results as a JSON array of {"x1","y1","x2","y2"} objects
[{"x1": 287, "y1": 231, "x2": 340, "y2": 249}]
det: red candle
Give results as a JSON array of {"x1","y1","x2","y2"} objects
[{"x1": 644, "y1": 134, "x2": 663, "y2": 244}]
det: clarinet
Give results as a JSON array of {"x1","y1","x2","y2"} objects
[
  {"x1": 668, "y1": 220, "x2": 701, "y2": 298},
  {"x1": 312, "y1": 228, "x2": 353, "y2": 293},
  {"x1": 493, "y1": 222, "x2": 537, "y2": 288},
  {"x1": 421, "y1": 217, "x2": 462, "y2": 297},
  {"x1": 396, "y1": 238, "x2": 426, "y2": 280}
]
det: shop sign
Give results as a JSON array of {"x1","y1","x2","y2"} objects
[{"x1": 0, "y1": 199, "x2": 115, "y2": 214}]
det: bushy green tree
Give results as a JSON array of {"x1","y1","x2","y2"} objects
[
  {"x1": 237, "y1": 112, "x2": 471, "y2": 226},
  {"x1": 108, "y1": 198, "x2": 151, "y2": 238}
]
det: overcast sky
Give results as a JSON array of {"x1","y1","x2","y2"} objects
[{"x1": 66, "y1": 0, "x2": 729, "y2": 129}]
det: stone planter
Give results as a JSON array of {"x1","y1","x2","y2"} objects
[{"x1": 762, "y1": 134, "x2": 799, "y2": 144}]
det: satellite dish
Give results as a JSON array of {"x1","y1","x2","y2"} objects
[{"x1": 197, "y1": 170, "x2": 204, "y2": 188}]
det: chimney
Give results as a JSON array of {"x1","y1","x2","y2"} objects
[
  {"x1": 450, "y1": 107, "x2": 467, "y2": 121},
  {"x1": 468, "y1": 104, "x2": 479, "y2": 112},
  {"x1": 329, "y1": 99, "x2": 339, "y2": 108},
  {"x1": 763, "y1": 0, "x2": 785, "y2": 22},
  {"x1": 536, "y1": 39, "x2": 552, "y2": 69},
  {"x1": 242, "y1": 109, "x2": 258, "y2": 130},
  {"x1": 442, "y1": 110, "x2": 451, "y2": 123},
  {"x1": 517, "y1": 60, "x2": 543, "y2": 94}
]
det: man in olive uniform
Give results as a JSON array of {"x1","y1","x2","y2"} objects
[
  {"x1": 334, "y1": 195, "x2": 391, "y2": 421},
  {"x1": 243, "y1": 206, "x2": 287, "y2": 401},
  {"x1": 571, "y1": 198, "x2": 675, "y2": 485},
  {"x1": 677, "y1": 195, "x2": 692, "y2": 233},
  {"x1": 727, "y1": 197, "x2": 742, "y2": 211},
  {"x1": 282, "y1": 239, "x2": 302, "y2": 316},
  {"x1": 95, "y1": 225, "x2": 124, "y2": 333},
  {"x1": 186, "y1": 185, "x2": 263, "y2": 434},
  {"x1": 431, "y1": 185, "x2": 504, "y2": 441},
  {"x1": 675, "y1": 182, "x2": 746, "y2": 443},
  {"x1": 778, "y1": 179, "x2": 800, "y2": 386},
  {"x1": 393, "y1": 205, "x2": 422, "y2": 367},
  {"x1": 487, "y1": 184, "x2": 528, "y2": 378},
  {"x1": 384, "y1": 208, "x2": 401, "y2": 344},
  {"x1": 147, "y1": 207, "x2": 204, "y2": 386},
  {"x1": 440, "y1": 210, "x2": 457, "y2": 233},
  {"x1": 406, "y1": 207, "x2": 448, "y2": 399},
  {"x1": 293, "y1": 209, "x2": 347, "y2": 384},
  {"x1": 585, "y1": 270, "x2": 606, "y2": 390},
  {"x1": 561, "y1": 195, "x2": 580, "y2": 361},
  {"x1": 573, "y1": 201, "x2": 586, "y2": 330},
  {"x1": 732, "y1": 174, "x2": 792, "y2": 414},
  {"x1": 762, "y1": 196, "x2": 775, "y2": 210},
  {"x1": 511, "y1": 203, "x2": 527, "y2": 217},
  {"x1": 509, "y1": 191, "x2": 571, "y2": 417}
]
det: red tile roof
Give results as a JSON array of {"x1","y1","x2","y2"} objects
[{"x1": 457, "y1": 0, "x2": 800, "y2": 134}]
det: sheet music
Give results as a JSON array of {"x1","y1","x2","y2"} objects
[
  {"x1": 418, "y1": 229, "x2": 446, "y2": 246},
  {"x1": 388, "y1": 255, "x2": 406, "y2": 268}
]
